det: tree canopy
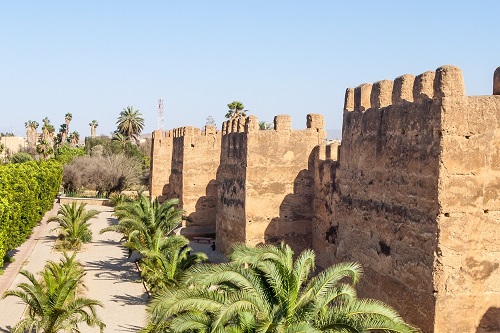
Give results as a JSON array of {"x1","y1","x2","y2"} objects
[{"x1": 116, "y1": 106, "x2": 145, "y2": 143}]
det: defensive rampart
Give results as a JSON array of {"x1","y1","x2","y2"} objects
[
  {"x1": 216, "y1": 114, "x2": 326, "y2": 252},
  {"x1": 311, "y1": 66, "x2": 500, "y2": 333},
  {"x1": 150, "y1": 65, "x2": 500, "y2": 332},
  {"x1": 149, "y1": 125, "x2": 220, "y2": 232}
]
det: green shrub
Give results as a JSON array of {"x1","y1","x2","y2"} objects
[
  {"x1": 0, "y1": 160, "x2": 62, "y2": 264},
  {"x1": 54, "y1": 145, "x2": 85, "y2": 164},
  {"x1": 10, "y1": 152, "x2": 34, "y2": 164}
]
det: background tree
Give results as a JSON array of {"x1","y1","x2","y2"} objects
[
  {"x1": 65, "y1": 112, "x2": 72, "y2": 132},
  {"x1": 24, "y1": 120, "x2": 39, "y2": 150},
  {"x1": 57, "y1": 124, "x2": 68, "y2": 145},
  {"x1": 89, "y1": 119, "x2": 98, "y2": 137},
  {"x1": 36, "y1": 139, "x2": 54, "y2": 160},
  {"x1": 205, "y1": 115, "x2": 216, "y2": 126},
  {"x1": 259, "y1": 121, "x2": 273, "y2": 130},
  {"x1": 116, "y1": 106, "x2": 145, "y2": 144},
  {"x1": 69, "y1": 131, "x2": 80, "y2": 147},
  {"x1": 225, "y1": 101, "x2": 248, "y2": 119},
  {"x1": 41, "y1": 117, "x2": 55, "y2": 147}
]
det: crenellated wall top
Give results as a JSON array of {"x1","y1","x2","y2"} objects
[
  {"x1": 344, "y1": 65, "x2": 466, "y2": 112},
  {"x1": 222, "y1": 113, "x2": 325, "y2": 135}
]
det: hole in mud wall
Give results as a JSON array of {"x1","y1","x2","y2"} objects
[
  {"x1": 325, "y1": 225, "x2": 338, "y2": 244},
  {"x1": 379, "y1": 241, "x2": 391, "y2": 256}
]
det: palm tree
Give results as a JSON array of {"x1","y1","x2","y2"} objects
[
  {"x1": 69, "y1": 131, "x2": 80, "y2": 147},
  {"x1": 101, "y1": 194, "x2": 206, "y2": 293},
  {"x1": 58, "y1": 124, "x2": 68, "y2": 145},
  {"x1": 41, "y1": 117, "x2": 55, "y2": 146},
  {"x1": 143, "y1": 243, "x2": 418, "y2": 333},
  {"x1": 106, "y1": 195, "x2": 183, "y2": 239},
  {"x1": 36, "y1": 139, "x2": 54, "y2": 160},
  {"x1": 225, "y1": 101, "x2": 248, "y2": 119},
  {"x1": 25, "y1": 120, "x2": 39, "y2": 150},
  {"x1": 116, "y1": 106, "x2": 145, "y2": 144},
  {"x1": 65, "y1": 113, "x2": 72, "y2": 131},
  {"x1": 48, "y1": 202, "x2": 100, "y2": 250},
  {"x1": 135, "y1": 229, "x2": 207, "y2": 294},
  {"x1": 2, "y1": 253, "x2": 105, "y2": 333},
  {"x1": 112, "y1": 132, "x2": 128, "y2": 149},
  {"x1": 89, "y1": 120, "x2": 99, "y2": 137}
]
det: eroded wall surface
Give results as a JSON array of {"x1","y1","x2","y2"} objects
[
  {"x1": 312, "y1": 66, "x2": 500, "y2": 333},
  {"x1": 216, "y1": 118, "x2": 248, "y2": 252},
  {"x1": 150, "y1": 65, "x2": 500, "y2": 333},
  {"x1": 321, "y1": 70, "x2": 442, "y2": 332},
  {"x1": 149, "y1": 129, "x2": 173, "y2": 199},
  {"x1": 150, "y1": 126, "x2": 220, "y2": 231},
  {"x1": 434, "y1": 68, "x2": 500, "y2": 332},
  {"x1": 215, "y1": 114, "x2": 326, "y2": 253}
]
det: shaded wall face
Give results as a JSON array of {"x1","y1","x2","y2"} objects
[
  {"x1": 216, "y1": 133, "x2": 248, "y2": 253},
  {"x1": 319, "y1": 101, "x2": 441, "y2": 332},
  {"x1": 169, "y1": 136, "x2": 184, "y2": 205},
  {"x1": 311, "y1": 143, "x2": 339, "y2": 267},
  {"x1": 149, "y1": 130, "x2": 173, "y2": 198},
  {"x1": 245, "y1": 130, "x2": 322, "y2": 253},
  {"x1": 182, "y1": 133, "x2": 221, "y2": 228},
  {"x1": 435, "y1": 96, "x2": 500, "y2": 333}
]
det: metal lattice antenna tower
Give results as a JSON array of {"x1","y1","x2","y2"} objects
[{"x1": 157, "y1": 98, "x2": 164, "y2": 130}]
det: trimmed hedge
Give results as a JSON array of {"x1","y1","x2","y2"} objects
[{"x1": 0, "y1": 160, "x2": 62, "y2": 263}]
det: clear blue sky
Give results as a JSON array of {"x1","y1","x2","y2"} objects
[{"x1": 1, "y1": 1, "x2": 499, "y2": 138}]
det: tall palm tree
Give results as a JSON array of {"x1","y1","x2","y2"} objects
[
  {"x1": 24, "y1": 120, "x2": 39, "y2": 150},
  {"x1": 2, "y1": 253, "x2": 105, "y2": 333},
  {"x1": 69, "y1": 131, "x2": 80, "y2": 147},
  {"x1": 48, "y1": 202, "x2": 100, "y2": 250},
  {"x1": 41, "y1": 117, "x2": 55, "y2": 149},
  {"x1": 36, "y1": 139, "x2": 54, "y2": 160},
  {"x1": 65, "y1": 113, "x2": 72, "y2": 131},
  {"x1": 225, "y1": 101, "x2": 248, "y2": 119},
  {"x1": 89, "y1": 120, "x2": 99, "y2": 137},
  {"x1": 116, "y1": 106, "x2": 145, "y2": 144},
  {"x1": 58, "y1": 124, "x2": 68, "y2": 145},
  {"x1": 143, "y1": 243, "x2": 418, "y2": 333}
]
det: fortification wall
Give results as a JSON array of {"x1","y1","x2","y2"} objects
[
  {"x1": 245, "y1": 114, "x2": 326, "y2": 252},
  {"x1": 149, "y1": 129, "x2": 173, "y2": 199},
  {"x1": 315, "y1": 67, "x2": 445, "y2": 332},
  {"x1": 312, "y1": 65, "x2": 500, "y2": 333},
  {"x1": 216, "y1": 118, "x2": 248, "y2": 252},
  {"x1": 216, "y1": 114, "x2": 326, "y2": 253},
  {"x1": 433, "y1": 68, "x2": 500, "y2": 333},
  {"x1": 150, "y1": 126, "x2": 221, "y2": 231}
]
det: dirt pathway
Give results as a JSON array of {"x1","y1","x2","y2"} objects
[{"x1": 0, "y1": 205, "x2": 148, "y2": 332}]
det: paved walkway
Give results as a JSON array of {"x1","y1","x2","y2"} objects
[{"x1": 0, "y1": 205, "x2": 148, "y2": 332}]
